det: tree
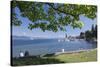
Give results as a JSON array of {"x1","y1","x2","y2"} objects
[
  {"x1": 80, "y1": 32, "x2": 85, "y2": 39},
  {"x1": 91, "y1": 24, "x2": 95, "y2": 37},
  {"x1": 94, "y1": 25, "x2": 97, "y2": 38},
  {"x1": 91, "y1": 24, "x2": 94, "y2": 32},
  {"x1": 11, "y1": 1, "x2": 97, "y2": 32},
  {"x1": 85, "y1": 30, "x2": 92, "y2": 40},
  {"x1": 84, "y1": 24, "x2": 97, "y2": 41},
  {"x1": 91, "y1": 24, "x2": 97, "y2": 39}
]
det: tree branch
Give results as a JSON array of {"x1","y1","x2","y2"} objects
[{"x1": 46, "y1": 3, "x2": 77, "y2": 17}]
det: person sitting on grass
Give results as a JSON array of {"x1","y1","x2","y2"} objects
[
  {"x1": 24, "y1": 50, "x2": 29, "y2": 57},
  {"x1": 19, "y1": 51, "x2": 24, "y2": 57}
]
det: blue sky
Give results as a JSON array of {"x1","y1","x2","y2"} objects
[{"x1": 12, "y1": 7, "x2": 97, "y2": 38}]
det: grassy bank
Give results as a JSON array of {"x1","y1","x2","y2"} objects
[
  {"x1": 12, "y1": 49, "x2": 97, "y2": 66},
  {"x1": 50, "y1": 49, "x2": 97, "y2": 63}
]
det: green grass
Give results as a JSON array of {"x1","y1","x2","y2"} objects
[
  {"x1": 50, "y1": 49, "x2": 97, "y2": 63},
  {"x1": 12, "y1": 56, "x2": 64, "y2": 66},
  {"x1": 12, "y1": 49, "x2": 97, "y2": 66}
]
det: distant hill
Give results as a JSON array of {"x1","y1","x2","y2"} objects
[
  {"x1": 12, "y1": 36, "x2": 31, "y2": 40},
  {"x1": 12, "y1": 36, "x2": 49, "y2": 40},
  {"x1": 12, "y1": 35, "x2": 64, "y2": 40}
]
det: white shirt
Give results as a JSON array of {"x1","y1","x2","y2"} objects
[{"x1": 19, "y1": 52, "x2": 24, "y2": 57}]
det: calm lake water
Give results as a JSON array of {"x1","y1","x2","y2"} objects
[{"x1": 12, "y1": 39, "x2": 97, "y2": 57}]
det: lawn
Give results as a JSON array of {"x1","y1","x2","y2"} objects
[
  {"x1": 50, "y1": 49, "x2": 97, "y2": 63},
  {"x1": 11, "y1": 49, "x2": 97, "y2": 66}
]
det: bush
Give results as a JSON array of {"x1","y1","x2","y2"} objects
[{"x1": 43, "y1": 53, "x2": 55, "y2": 57}]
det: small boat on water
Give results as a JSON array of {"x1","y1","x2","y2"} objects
[
  {"x1": 58, "y1": 39, "x2": 61, "y2": 42},
  {"x1": 58, "y1": 39, "x2": 64, "y2": 42},
  {"x1": 69, "y1": 38, "x2": 75, "y2": 41},
  {"x1": 65, "y1": 38, "x2": 70, "y2": 42},
  {"x1": 58, "y1": 38, "x2": 70, "y2": 42},
  {"x1": 30, "y1": 37, "x2": 34, "y2": 40}
]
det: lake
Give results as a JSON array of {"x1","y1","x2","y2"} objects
[{"x1": 12, "y1": 39, "x2": 97, "y2": 57}]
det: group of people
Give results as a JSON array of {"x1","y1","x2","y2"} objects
[{"x1": 19, "y1": 51, "x2": 29, "y2": 57}]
